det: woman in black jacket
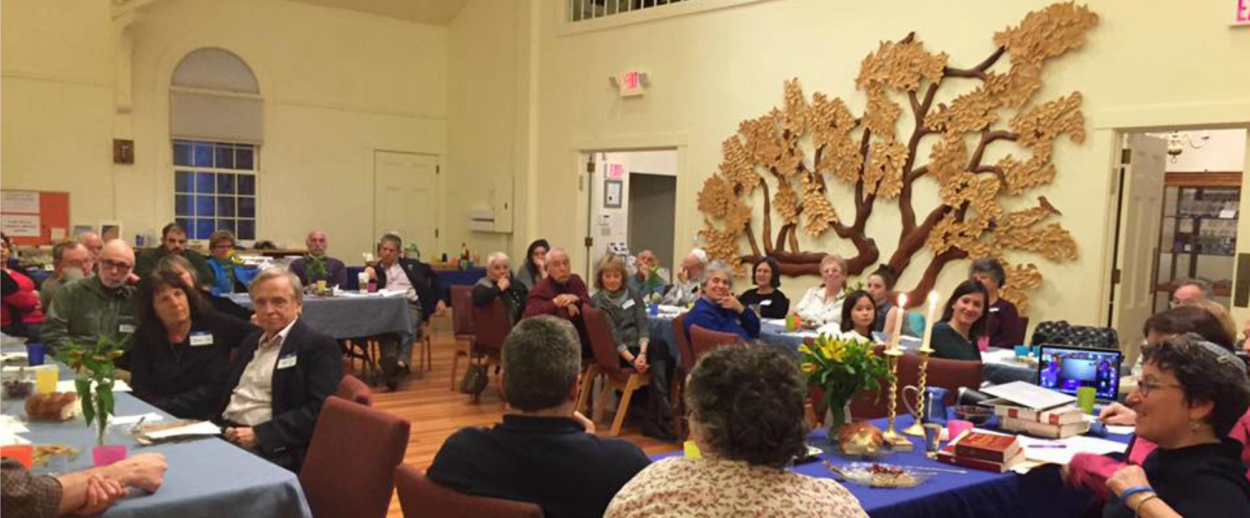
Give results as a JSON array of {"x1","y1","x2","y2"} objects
[{"x1": 472, "y1": 252, "x2": 528, "y2": 325}]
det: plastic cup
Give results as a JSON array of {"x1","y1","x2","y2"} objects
[
  {"x1": 25, "y1": 343, "x2": 46, "y2": 366},
  {"x1": 948, "y1": 419, "x2": 974, "y2": 441},
  {"x1": 35, "y1": 368, "x2": 58, "y2": 394},
  {"x1": 977, "y1": 336, "x2": 990, "y2": 352},
  {"x1": 1014, "y1": 345, "x2": 1029, "y2": 358},
  {"x1": 1077, "y1": 386, "x2": 1097, "y2": 414},
  {"x1": 92, "y1": 445, "x2": 127, "y2": 467},
  {"x1": 1, "y1": 445, "x2": 34, "y2": 469},
  {"x1": 683, "y1": 440, "x2": 702, "y2": 459},
  {"x1": 649, "y1": 303, "x2": 659, "y2": 317}
]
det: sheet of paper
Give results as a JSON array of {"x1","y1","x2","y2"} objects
[
  {"x1": 0, "y1": 415, "x2": 29, "y2": 434},
  {"x1": 0, "y1": 431, "x2": 31, "y2": 446},
  {"x1": 1017, "y1": 434, "x2": 1127, "y2": 465},
  {"x1": 142, "y1": 420, "x2": 221, "y2": 440},
  {"x1": 110, "y1": 413, "x2": 165, "y2": 426},
  {"x1": 56, "y1": 379, "x2": 132, "y2": 393}
]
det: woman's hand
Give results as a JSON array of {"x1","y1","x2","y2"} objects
[
  {"x1": 717, "y1": 294, "x2": 745, "y2": 314},
  {"x1": 1107, "y1": 465, "x2": 1150, "y2": 497},
  {"x1": 633, "y1": 354, "x2": 650, "y2": 373},
  {"x1": 1099, "y1": 402, "x2": 1138, "y2": 426},
  {"x1": 497, "y1": 275, "x2": 511, "y2": 291}
]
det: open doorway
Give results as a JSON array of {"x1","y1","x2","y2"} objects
[
  {"x1": 1108, "y1": 129, "x2": 1245, "y2": 361},
  {"x1": 583, "y1": 149, "x2": 679, "y2": 277}
]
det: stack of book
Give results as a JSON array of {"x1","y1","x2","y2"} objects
[
  {"x1": 936, "y1": 431, "x2": 1025, "y2": 472},
  {"x1": 996, "y1": 405, "x2": 1089, "y2": 439}
]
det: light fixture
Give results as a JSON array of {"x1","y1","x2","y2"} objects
[{"x1": 1165, "y1": 130, "x2": 1210, "y2": 162}]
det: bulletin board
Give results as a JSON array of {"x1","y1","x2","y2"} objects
[{"x1": 1, "y1": 190, "x2": 71, "y2": 246}]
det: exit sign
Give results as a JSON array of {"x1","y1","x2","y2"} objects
[{"x1": 616, "y1": 70, "x2": 646, "y2": 97}]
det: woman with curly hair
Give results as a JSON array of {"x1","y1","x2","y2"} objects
[{"x1": 605, "y1": 344, "x2": 867, "y2": 517}]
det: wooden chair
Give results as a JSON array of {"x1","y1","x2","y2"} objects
[
  {"x1": 340, "y1": 338, "x2": 381, "y2": 386},
  {"x1": 449, "y1": 286, "x2": 476, "y2": 390},
  {"x1": 300, "y1": 397, "x2": 410, "y2": 518},
  {"x1": 669, "y1": 314, "x2": 694, "y2": 438},
  {"x1": 418, "y1": 321, "x2": 434, "y2": 372},
  {"x1": 688, "y1": 325, "x2": 743, "y2": 363},
  {"x1": 469, "y1": 298, "x2": 512, "y2": 402},
  {"x1": 335, "y1": 374, "x2": 374, "y2": 406},
  {"x1": 577, "y1": 306, "x2": 650, "y2": 436},
  {"x1": 394, "y1": 465, "x2": 543, "y2": 518}
]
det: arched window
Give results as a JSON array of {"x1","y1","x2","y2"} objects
[{"x1": 170, "y1": 48, "x2": 262, "y2": 241}]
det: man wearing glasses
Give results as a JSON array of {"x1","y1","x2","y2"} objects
[{"x1": 42, "y1": 240, "x2": 140, "y2": 361}]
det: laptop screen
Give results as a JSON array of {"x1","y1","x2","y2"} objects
[{"x1": 1037, "y1": 345, "x2": 1123, "y2": 401}]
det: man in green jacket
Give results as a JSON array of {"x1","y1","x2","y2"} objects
[
  {"x1": 42, "y1": 240, "x2": 139, "y2": 355},
  {"x1": 134, "y1": 223, "x2": 214, "y2": 288}
]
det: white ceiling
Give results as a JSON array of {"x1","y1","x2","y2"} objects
[{"x1": 283, "y1": 0, "x2": 468, "y2": 25}]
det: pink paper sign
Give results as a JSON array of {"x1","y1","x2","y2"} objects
[{"x1": 1237, "y1": 0, "x2": 1250, "y2": 24}]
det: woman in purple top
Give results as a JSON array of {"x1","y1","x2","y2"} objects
[{"x1": 969, "y1": 258, "x2": 1025, "y2": 349}]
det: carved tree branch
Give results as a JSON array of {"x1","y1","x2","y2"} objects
[
  {"x1": 943, "y1": 46, "x2": 1006, "y2": 79},
  {"x1": 898, "y1": 83, "x2": 939, "y2": 236},
  {"x1": 967, "y1": 130, "x2": 1019, "y2": 171},
  {"x1": 759, "y1": 177, "x2": 773, "y2": 255}
]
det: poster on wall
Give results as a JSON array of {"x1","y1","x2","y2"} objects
[
  {"x1": 607, "y1": 163, "x2": 625, "y2": 179},
  {"x1": 1, "y1": 214, "x2": 41, "y2": 237},
  {"x1": 100, "y1": 221, "x2": 123, "y2": 243},
  {"x1": 1, "y1": 191, "x2": 39, "y2": 213}
]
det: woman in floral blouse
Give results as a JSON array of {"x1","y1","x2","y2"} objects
[
  {"x1": 605, "y1": 344, "x2": 867, "y2": 518},
  {"x1": 791, "y1": 254, "x2": 848, "y2": 327}
]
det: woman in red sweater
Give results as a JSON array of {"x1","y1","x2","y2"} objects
[{"x1": 1, "y1": 233, "x2": 44, "y2": 340}]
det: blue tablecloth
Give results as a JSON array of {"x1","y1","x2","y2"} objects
[
  {"x1": 227, "y1": 293, "x2": 412, "y2": 340},
  {"x1": 653, "y1": 415, "x2": 1123, "y2": 518},
  {"x1": 1, "y1": 350, "x2": 312, "y2": 517}
]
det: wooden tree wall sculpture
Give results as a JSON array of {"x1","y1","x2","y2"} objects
[{"x1": 697, "y1": 2, "x2": 1097, "y2": 311}]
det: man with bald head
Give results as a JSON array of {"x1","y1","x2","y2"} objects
[
  {"x1": 79, "y1": 231, "x2": 104, "y2": 271},
  {"x1": 523, "y1": 248, "x2": 592, "y2": 356},
  {"x1": 287, "y1": 230, "x2": 347, "y2": 288},
  {"x1": 43, "y1": 240, "x2": 139, "y2": 355}
]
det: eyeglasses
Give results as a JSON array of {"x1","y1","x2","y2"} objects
[
  {"x1": 100, "y1": 259, "x2": 134, "y2": 272},
  {"x1": 1136, "y1": 379, "x2": 1182, "y2": 397}
]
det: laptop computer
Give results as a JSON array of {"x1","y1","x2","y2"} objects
[{"x1": 1036, "y1": 345, "x2": 1123, "y2": 401}]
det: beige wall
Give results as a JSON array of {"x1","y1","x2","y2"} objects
[
  {"x1": 525, "y1": 0, "x2": 1250, "y2": 332},
  {"x1": 2, "y1": 0, "x2": 448, "y2": 260}
]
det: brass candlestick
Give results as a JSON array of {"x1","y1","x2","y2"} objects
[
  {"x1": 902, "y1": 346, "x2": 933, "y2": 437},
  {"x1": 881, "y1": 348, "x2": 912, "y2": 450}
]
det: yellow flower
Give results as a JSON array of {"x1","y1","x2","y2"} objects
[
  {"x1": 801, "y1": 362, "x2": 816, "y2": 373},
  {"x1": 798, "y1": 344, "x2": 813, "y2": 356}
]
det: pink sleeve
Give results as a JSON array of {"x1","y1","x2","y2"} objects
[
  {"x1": 1230, "y1": 410, "x2": 1250, "y2": 476},
  {"x1": 1066, "y1": 452, "x2": 1123, "y2": 499}
]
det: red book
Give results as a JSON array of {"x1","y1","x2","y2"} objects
[
  {"x1": 936, "y1": 449, "x2": 1023, "y2": 473},
  {"x1": 951, "y1": 431, "x2": 1021, "y2": 463}
]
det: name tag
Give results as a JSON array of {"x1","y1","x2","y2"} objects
[
  {"x1": 761, "y1": 299, "x2": 773, "y2": 306},
  {"x1": 277, "y1": 355, "x2": 298, "y2": 370},
  {"x1": 622, "y1": 299, "x2": 636, "y2": 309},
  {"x1": 989, "y1": 306, "x2": 1001, "y2": 314},
  {"x1": 189, "y1": 332, "x2": 214, "y2": 347},
  {"x1": 119, "y1": 324, "x2": 136, "y2": 334}
]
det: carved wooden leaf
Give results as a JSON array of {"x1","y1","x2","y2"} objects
[
  {"x1": 697, "y1": 175, "x2": 733, "y2": 218},
  {"x1": 801, "y1": 174, "x2": 839, "y2": 237},
  {"x1": 774, "y1": 181, "x2": 800, "y2": 225},
  {"x1": 1010, "y1": 92, "x2": 1085, "y2": 161},
  {"x1": 863, "y1": 87, "x2": 901, "y2": 136},
  {"x1": 699, "y1": 225, "x2": 744, "y2": 268},
  {"x1": 856, "y1": 39, "x2": 948, "y2": 92},
  {"x1": 865, "y1": 139, "x2": 908, "y2": 198},
  {"x1": 994, "y1": 2, "x2": 1099, "y2": 66},
  {"x1": 997, "y1": 155, "x2": 1057, "y2": 195},
  {"x1": 720, "y1": 137, "x2": 761, "y2": 195},
  {"x1": 810, "y1": 93, "x2": 862, "y2": 183},
  {"x1": 999, "y1": 261, "x2": 1043, "y2": 313}
]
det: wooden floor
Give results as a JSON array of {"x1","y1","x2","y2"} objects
[{"x1": 370, "y1": 316, "x2": 681, "y2": 517}]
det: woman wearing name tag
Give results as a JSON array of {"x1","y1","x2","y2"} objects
[
  {"x1": 737, "y1": 256, "x2": 789, "y2": 319},
  {"x1": 129, "y1": 270, "x2": 256, "y2": 420},
  {"x1": 591, "y1": 255, "x2": 674, "y2": 441}
]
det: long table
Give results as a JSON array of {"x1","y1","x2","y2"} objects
[
  {"x1": 1, "y1": 349, "x2": 312, "y2": 517},
  {"x1": 227, "y1": 292, "x2": 412, "y2": 340},
  {"x1": 652, "y1": 415, "x2": 1127, "y2": 518}
]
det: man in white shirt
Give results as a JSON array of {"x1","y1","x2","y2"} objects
[
  {"x1": 661, "y1": 249, "x2": 708, "y2": 307},
  {"x1": 365, "y1": 233, "x2": 445, "y2": 390},
  {"x1": 218, "y1": 268, "x2": 341, "y2": 473}
]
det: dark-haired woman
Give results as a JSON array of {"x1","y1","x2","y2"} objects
[
  {"x1": 1099, "y1": 334, "x2": 1250, "y2": 517},
  {"x1": 515, "y1": 239, "x2": 549, "y2": 290},
  {"x1": 129, "y1": 271, "x2": 255, "y2": 420},
  {"x1": 929, "y1": 280, "x2": 988, "y2": 361},
  {"x1": 738, "y1": 257, "x2": 789, "y2": 319},
  {"x1": 866, "y1": 265, "x2": 896, "y2": 334},
  {"x1": 605, "y1": 344, "x2": 868, "y2": 517},
  {"x1": 969, "y1": 257, "x2": 1025, "y2": 349}
]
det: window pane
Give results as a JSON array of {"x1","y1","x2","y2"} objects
[
  {"x1": 175, "y1": 171, "x2": 193, "y2": 193},
  {"x1": 194, "y1": 219, "x2": 215, "y2": 240},
  {"x1": 215, "y1": 145, "x2": 235, "y2": 170},
  {"x1": 238, "y1": 196, "x2": 255, "y2": 218},
  {"x1": 236, "y1": 147, "x2": 254, "y2": 170},
  {"x1": 173, "y1": 142, "x2": 191, "y2": 166},
  {"x1": 216, "y1": 219, "x2": 236, "y2": 235},
  {"x1": 196, "y1": 195, "x2": 216, "y2": 217},
  {"x1": 192, "y1": 142, "x2": 214, "y2": 167},
  {"x1": 237, "y1": 219, "x2": 255, "y2": 241},
  {"x1": 175, "y1": 195, "x2": 194, "y2": 217},
  {"x1": 218, "y1": 174, "x2": 235, "y2": 194},
  {"x1": 237, "y1": 175, "x2": 255, "y2": 195},
  {"x1": 176, "y1": 218, "x2": 193, "y2": 235},
  {"x1": 195, "y1": 172, "x2": 216, "y2": 194},
  {"x1": 217, "y1": 197, "x2": 236, "y2": 217}
]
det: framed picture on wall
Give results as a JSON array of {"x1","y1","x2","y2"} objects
[{"x1": 604, "y1": 179, "x2": 623, "y2": 208}]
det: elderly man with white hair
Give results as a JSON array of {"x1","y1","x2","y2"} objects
[
  {"x1": 473, "y1": 251, "x2": 528, "y2": 324},
  {"x1": 524, "y1": 248, "x2": 592, "y2": 356},
  {"x1": 287, "y1": 230, "x2": 348, "y2": 288},
  {"x1": 43, "y1": 240, "x2": 140, "y2": 357},
  {"x1": 661, "y1": 248, "x2": 708, "y2": 307}
]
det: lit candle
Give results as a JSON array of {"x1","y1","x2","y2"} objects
[
  {"x1": 889, "y1": 293, "x2": 907, "y2": 352},
  {"x1": 920, "y1": 291, "x2": 939, "y2": 353}
]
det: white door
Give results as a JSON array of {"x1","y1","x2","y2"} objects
[
  {"x1": 1112, "y1": 134, "x2": 1168, "y2": 364},
  {"x1": 374, "y1": 151, "x2": 439, "y2": 260}
]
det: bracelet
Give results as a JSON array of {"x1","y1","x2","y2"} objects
[
  {"x1": 1118, "y1": 485, "x2": 1154, "y2": 503},
  {"x1": 1131, "y1": 493, "x2": 1159, "y2": 514}
]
